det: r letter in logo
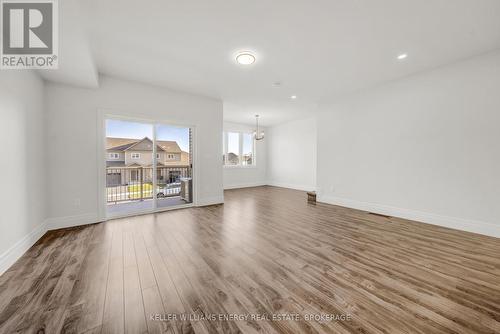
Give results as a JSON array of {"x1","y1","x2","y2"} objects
[{"x1": 1, "y1": 0, "x2": 58, "y2": 69}]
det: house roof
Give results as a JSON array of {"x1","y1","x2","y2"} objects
[
  {"x1": 125, "y1": 137, "x2": 157, "y2": 151},
  {"x1": 227, "y1": 152, "x2": 238, "y2": 162},
  {"x1": 106, "y1": 137, "x2": 138, "y2": 150},
  {"x1": 157, "y1": 140, "x2": 181, "y2": 153},
  {"x1": 107, "y1": 137, "x2": 182, "y2": 153}
]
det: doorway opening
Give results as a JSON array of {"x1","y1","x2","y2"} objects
[{"x1": 104, "y1": 119, "x2": 193, "y2": 218}]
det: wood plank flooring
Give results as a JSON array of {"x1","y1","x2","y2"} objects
[{"x1": 1, "y1": 186, "x2": 500, "y2": 333}]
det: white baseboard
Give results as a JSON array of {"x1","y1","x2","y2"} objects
[
  {"x1": 318, "y1": 195, "x2": 500, "y2": 238},
  {"x1": 196, "y1": 195, "x2": 224, "y2": 207},
  {"x1": 267, "y1": 181, "x2": 315, "y2": 192},
  {"x1": 45, "y1": 213, "x2": 100, "y2": 231},
  {"x1": 0, "y1": 221, "x2": 48, "y2": 275},
  {"x1": 224, "y1": 182, "x2": 267, "y2": 190}
]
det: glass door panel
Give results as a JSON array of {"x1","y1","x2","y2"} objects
[
  {"x1": 155, "y1": 124, "x2": 193, "y2": 208},
  {"x1": 105, "y1": 119, "x2": 154, "y2": 216}
]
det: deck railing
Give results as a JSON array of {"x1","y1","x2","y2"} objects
[{"x1": 106, "y1": 166, "x2": 191, "y2": 203}]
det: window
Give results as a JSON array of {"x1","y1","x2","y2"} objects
[
  {"x1": 131, "y1": 153, "x2": 140, "y2": 159},
  {"x1": 223, "y1": 131, "x2": 255, "y2": 166},
  {"x1": 167, "y1": 154, "x2": 175, "y2": 160},
  {"x1": 226, "y1": 132, "x2": 240, "y2": 165},
  {"x1": 153, "y1": 153, "x2": 160, "y2": 159},
  {"x1": 108, "y1": 152, "x2": 119, "y2": 159},
  {"x1": 242, "y1": 133, "x2": 253, "y2": 166}
]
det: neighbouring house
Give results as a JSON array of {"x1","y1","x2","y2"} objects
[
  {"x1": 224, "y1": 152, "x2": 253, "y2": 166},
  {"x1": 226, "y1": 152, "x2": 239, "y2": 165},
  {"x1": 243, "y1": 153, "x2": 252, "y2": 165},
  {"x1": 106, "y1": 137, "x2": 190, "y2": 186}
]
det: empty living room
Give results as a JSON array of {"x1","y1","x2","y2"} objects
[{"x1": 1, "y1": 0, "x2": 500, "y2": 333}]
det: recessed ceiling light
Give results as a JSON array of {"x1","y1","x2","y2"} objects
[
  {"x1": 397, "y1": 53, "x2": 408, "y2": 60},
  {"x1": 236, "y1": 52, "x2": 256, "y2": 65},
  {"x1": 291, "y1": 95, "x2": 297, "y2": 99}
]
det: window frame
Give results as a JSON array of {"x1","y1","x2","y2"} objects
[
  {"x1": 131, "y1": 152, "x2": 141, "y2": 159},
  {"x1": 223, "y1": 131, "x2": 256, "y2": 168},
  {"x1": 108, "y1": 152, "x2": 119, "y2": 159}
]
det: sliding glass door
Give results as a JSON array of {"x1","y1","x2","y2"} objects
[{"x1": 105, "y1": 118, "x2": 193, "y2": 218}]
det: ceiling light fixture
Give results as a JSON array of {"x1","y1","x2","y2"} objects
[
  {"x1": 236, "y1": 52, "x2": 256, "y2": 65},
  {"x1": 397, "y1": 53, "x2": 408, "y2": 60},
  {"x1": 253, "y1": 115, "x2": 265, "y2": 141},
  {"x1": 291, "y1": 95, "x2": 297, "y2": 99}
]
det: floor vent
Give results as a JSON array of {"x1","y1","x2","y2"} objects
[{"x1": 369, "y1": 212, "x2": 392, "y2": 219}]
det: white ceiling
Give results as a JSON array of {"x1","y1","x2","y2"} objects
[
  {"x1": 42, "y1": 0, "x2": 500, "y2": 126},
  {"x1": 38, "y1": 0, "x2": 98, "y2": 88}
]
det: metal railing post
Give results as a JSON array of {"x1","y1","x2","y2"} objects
[{"x1": 140, "y1": 167, "x2": 143, "y2": 201}]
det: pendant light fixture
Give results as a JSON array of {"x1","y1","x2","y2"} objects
[{"x1": 253, "y1": 115, "x2": 265, "y2": 141}]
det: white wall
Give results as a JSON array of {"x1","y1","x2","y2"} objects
[
  {"x1": 0, "y1": 71, "x2": 47, "y2": 274},
  {"x1": 223, "y1": 122, "x2": 267, "y2": 189},
  {"x1": 267, "y1": 117, "x2": 317, "y2": 191},
  {"x1": 317, "y1": 51, "x2": 500, "y2": 237},
  {"x1": 46, "y1": 75, "x2": 223, "y2": 228}
]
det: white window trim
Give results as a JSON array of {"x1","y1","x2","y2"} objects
[
  {"x1": 223, "y1": 131, "x2": 256, "y2": 168},
  {"x1": 167, "y1": 153, "x2": 175, "y2": 160},
  {"x1": 131, "y1": 153, "x2": 141, "y2": 159},
  {"x1": 108, "y1": 152, "x2": 119, "y2": 159}
]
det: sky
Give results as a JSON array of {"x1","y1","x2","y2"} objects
[{"x1": 106, "y1": 119, "x2": 190, "y2": 152}]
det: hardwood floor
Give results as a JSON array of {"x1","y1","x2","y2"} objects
[{"x1": 1, "y1": 186, "x2": 500, "y2": 333}]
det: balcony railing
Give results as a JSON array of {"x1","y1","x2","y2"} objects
[{"x1": 106, "y1": 166, "x2": 191, "y2": 204}]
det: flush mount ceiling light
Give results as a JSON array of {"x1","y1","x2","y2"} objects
[
  {"x1": 397, "y1": 53, "x2": 408, "y2": 60},
  {"x1": 291, "y1": 95, "x2": 297, "y2": 99},
  {"x1": 236, "y1": 52, "x2": 256, "y2": 65}
]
